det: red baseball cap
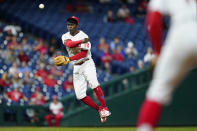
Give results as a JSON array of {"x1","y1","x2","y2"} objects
[{"x1": 67, "y1": 16, "x2": 79, "y2": 25}]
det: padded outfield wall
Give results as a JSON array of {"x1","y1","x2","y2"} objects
[
  {"x1": 61, "y1": 68, "x2": 197, "y2": 126},
  {"x1": 0, "y1": 68, "x2": 197, "y2": 126}
]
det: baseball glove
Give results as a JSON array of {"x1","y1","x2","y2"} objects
[{"x1": 53, "y1": 56, "x2": 70, "y2": 66}]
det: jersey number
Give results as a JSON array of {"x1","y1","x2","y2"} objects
[{"x1": 84, "y1": 43, "x2": 89, "y2": 48}]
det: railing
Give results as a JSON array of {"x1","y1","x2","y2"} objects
[
  {"x1": 0, "y1": 67, "x2": 151, "y2": 126},
  {"x1": 0, "y1": 105, "x2": 48, "y2": 126}
]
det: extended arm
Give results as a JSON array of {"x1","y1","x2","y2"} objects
[
  {"x1": 70, "y1": 50, "x2": 88, "y2": 61},
  {"x1": 65, "y1": 38, "x2": 90, "y2": 48},
  {"x1": 65, "y1": 39, "x2": 81, "y2": 48}
]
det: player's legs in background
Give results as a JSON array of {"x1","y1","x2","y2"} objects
[
  {"x1": 55, "y1": 114, "x2": 63, "y2": 127},
  {"x1": 137, "y1": 25, "x2": 197, "y2": 131},
  {"x1": 73, "y1": 65, "x2": 99, "y2": 110},
  {"x1": 45, "y1": 114, "x2": 54, "y2": 126}
]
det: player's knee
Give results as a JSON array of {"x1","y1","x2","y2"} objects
[
  {"x1": 45, "y1": 115, "x2": 51, "y2": 120},
  {"x1": 146, "y1": 84, "x2": 173, "y2": 105},
  {"x1": 146, "y1": 95, "x2": 171, "y2": 105},
  {"x1": 55, "y1": 115, "x2": 63, "y2": 120},
  {"x1": 76, "y1": 93, "x2": 86, "y2": 100},
  {"x1": 89, "y1": 82, "x2": 99, "y2": 89}
]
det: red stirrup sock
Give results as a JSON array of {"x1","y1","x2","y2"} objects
[
  {"x1": 137, "y1": 99, "x2": 163, "y2": 128},
  {"x1": 94, "y1": 86, "x2": 106, "y2": 107},
  {"x1": 81, "y1": 96, "x2": 99, "y2": 110}
]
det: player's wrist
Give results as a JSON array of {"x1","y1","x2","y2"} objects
[
  {"x1": 64, "y1": 56, "x2": 70, "y2": 61},
  {"x1": 69, "y1": 56, "x2": 73, "y2": 61},
  {"x1": 63, "y1": 56, "x2": 70, "y2": 65}
]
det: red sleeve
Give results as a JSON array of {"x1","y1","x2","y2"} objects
[
  {"x1": 20, "y1": 92, "x2": 24, "y2": 98},
  {"x1": 31, "y1": 94, "x2": 35, "y2": 99},
  {"x1": 36, "y1": 70, "x2": 40, "y2": 76},
  {"x1": 146, "y1": 10, "x2": 164, "y2": 55},
  {"x1": 70, "y1": 50, "x2": 88, "y2": 61},
  {"x1": 8, "y1": 92, "x2": 12, "y2": 97},
  {"x1": 42, "y1": 97, "x2": 46, "y2": 104},
  {"x1": 65, "y1": 40, "x2": 81, "y2": 48}
]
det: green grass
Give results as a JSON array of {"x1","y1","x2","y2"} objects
[{"x1": 0, "y1": 127, "x2": 197, "y2": 131}]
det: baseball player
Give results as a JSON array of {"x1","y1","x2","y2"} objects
[
  {"x1": 137, "y1": 0, "x2": 197, "y2": 131},
  {"x1": 45, "y1": 95, "x2": 63, "y2": 127},
  {"x1": 53, "y1": 16, "x2": 111, "y2": 123}
]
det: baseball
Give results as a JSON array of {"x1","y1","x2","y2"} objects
[{"x1": 39, "y1": 3, "x2": 44, "y2": 9}]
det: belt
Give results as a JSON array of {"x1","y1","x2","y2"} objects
[{"x1": 74, "y1": 58, "x2": 89, "y2": 65}]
